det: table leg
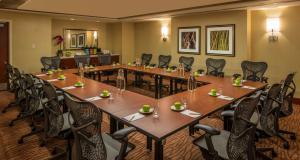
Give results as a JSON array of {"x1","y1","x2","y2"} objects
[
  {"x1": 98, "y1": 71, "x2": 102, "y2": 82},
  {"x1": 155, "y1": 140, "x2": 163, "y2": 160},
  {"x1": 124, "y1": 70, "x2": 128, "y2": 84},
  {"x1": 134, "y1": 72, "x2": 138, "y2": 87},
  {"x1": 169, "y1": 79, "x2": 173, "y2": 95},
  {"x1": 147, "y1": 136, "x2": 152, "y2": 151},
  {"x1": 155, "y1": 75, "x2": 158, "y2": 99},
  {"x1": 159, "y1": 76, "x2": 162, "y2": 98},
  {"x1": 118, "y1": 121, "x2": 124, "y2": 130},
  {"x1": 175, "y1": 80, "x2": 178, "y2": 93},
  {"x1": 109, "y1": 116, "x2": 117, "y2": 134}
]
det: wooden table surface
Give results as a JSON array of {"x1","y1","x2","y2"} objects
[{"x1": 34, "y1": 65, "x2": 266, "y2": 140}]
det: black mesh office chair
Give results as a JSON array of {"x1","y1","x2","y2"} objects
[
  {"x1": 141, "y1": 53, "x2": 152, "y2": 66},
  {"x1": 193, "y1": 93, "x2": 274, "y2": 160},
  {"x1": 5, "y1": 63, "x2": 14, "y2": 92},
  {"x1": 157, "y1": 55, "x2": 172, "y2": 68},
  {"x1": 64, "y1": 93, "x2": 137, "y2": 160},
  {"x1": 234, "y1": 61, "x2": 268, "y2": 83},
  {"x1": 98, "y1": 54, "x2": 115, "y2": 84},
  {"x1": 40, "y1": 82, "x2": 73, "y2": 159},
  {"x1": 74, "y1": 55, "x2": 90, "y2": 67},
  {"x1": 2, "y1": 67, "x2": 24, "y2": 113},
  {"x1": 279, "y1": 72, "x2": 296, "y2": 117},
  {"x1": 40, "y1": 56, "x2": 61, "y2": 71},
  {"x1": 179, "y1": 56, "x2": 194, "y2": 72},
  {"x1": 200, "y1": 58, "x2": 226, "y2": 77},
  {"x1": 253, "y1": 82, "x2": 296, "y2": 149}
]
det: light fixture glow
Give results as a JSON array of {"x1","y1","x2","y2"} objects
[
  {"x1": 267, "y1": 17, "x2": 280, "y2": 32},
  {"x1": 161, "y1": 26, "x2": 168, "y2": 41},
  {"x1": 93, "y1": 31, "x2": 98, "y2": 39}
]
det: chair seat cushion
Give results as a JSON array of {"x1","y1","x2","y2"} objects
[
  {"x1": 193, "y1": 130, "x2": 230, "y2": 159},
  {"x1": 102, "y1": 133, "x2": 133, "y2": 160}
]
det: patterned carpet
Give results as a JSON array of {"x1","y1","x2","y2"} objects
[{"x1": 0, "y1": 90, "x2": 299, "y2": 160}]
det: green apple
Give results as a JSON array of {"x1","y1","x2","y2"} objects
[
  {"x1": 194, "y1": 71, "x2": 199, "y2": 76},
  {"x1": 57, "y1": 68, "x2": 62, "y2": 72},
  {"x1": 128, "y1": 62, "x2": 131, "y2": 66},
  {"x1": 75, "y1": 81, "x2": 83, "y2": 86},
  {"x1": 58, "y1": 75, "x2": 65, "y2": 79},
  {"x1": 211, "y1": 89, "x2": 217, "y2": 96},
  {"x1": 47, "y1": 70, "x2": 53, "y2": 75},
  {"x1": 235, "y1": 77, "x2": 241, "y2": 85},
  {"x1": 142, "y1": 104, "x2": 150, "y2": 112},
  {"x1": 174, "y1": 102, "x2": 182, "y2": 110},
  {"x1": 102, "y1": 90, "x2": 109, "y2": 96},
  {"x1": 167, "y1": 68, "x2": 172, "y2": 72}
]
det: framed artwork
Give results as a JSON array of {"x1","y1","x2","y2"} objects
[
  {"x1": 206, "y1": 24, "x2": 235, "y2": 57},
  {"x1": 178, "y1": 26, "x2": 200, "y2": 54},
  {"x1": 70, "y1": 34, "x2": 77, "y2": 48},
  {"x1": 77, "y1": 33, "x2": 86, "y2": 48}
]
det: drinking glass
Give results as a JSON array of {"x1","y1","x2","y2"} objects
[
  {"x1": 182, "y1": 97, "x2": 187, "y2": 109},
  {"x1": 153, "y1": 100, "x2": 160, "y2": 119}
]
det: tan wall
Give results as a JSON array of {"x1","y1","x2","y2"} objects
[
  {"x1": 106, "y1": 22, "x2": 122, "y2": 55},
  {"x1": 121, "y1": 22, "x2": 135, "y2": 64},
  {"x1": 0, "y1": 10, "x2": 52, "y2": 73},
  {"x1": 251, "y1": 6, "x2": 300, "y2": 97},
  {"x1": 51, "y1": 19, "x2": 108, "y2": 55},
  {"x1": 135, "y1": 10, "x2": 250, "y2": 76}
]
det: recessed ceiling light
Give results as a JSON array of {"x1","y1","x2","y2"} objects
[{"x1": 70, "y1": 18, "x2": 76, "y2": 21}]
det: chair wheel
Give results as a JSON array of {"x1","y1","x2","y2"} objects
[
  {"x1": 31, "y1": 127, "x2": 36, "y2": 132},
  {"x1": 272, "y1": 150, "x2": 277, "y2": 157},
  {"x1": 290, "y1": 134, "x2": 296, "y2": 140},
  {"x1": 9, "y1": 122, "x2": 14, "y2": 127},
  {"x1": 40, "y1": 142, "x2": 45, "y2": 147},
  {"x1": 18, "y1": 139, "x2": 24, "y2": 144},
  {"x1": 283, "y1": 141, "x2": 289, "y2": 149}
]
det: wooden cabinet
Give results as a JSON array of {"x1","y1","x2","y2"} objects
[{"x1": 60, "y1": 54, "x2": 120, "y2": 69}]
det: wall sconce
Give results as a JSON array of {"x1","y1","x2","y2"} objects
[
  {"x1": 267, "y1": 17, "x2": 280, "y2": 42},
  {"x1": 93, "y1": 31, "x2": 98, "y2": 39},
  {"x1": 161, "y1": 26, "x2": 169, "y2": 42}
]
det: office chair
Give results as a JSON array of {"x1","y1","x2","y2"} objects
[
  {"x1": 74, "y1": 55, "x2": 90, "y2": 67},
  {"x1": 64, "y1": 93, "x2": 137, "y2": 160},
  {"x1": 234, "y1": 61, "x2": 268, "y2": 83},
  {"x1": 199, "y1": 58, "x2": 226, "y2": 77},
  {"x1": 98, "y1": 54, "x2": 115, "y2": 84},
  {"x1": 40, "y1": 56, "x2": 61, "y2": 72},
  {"x1": 279, "y1": 72, "x2": 296, "y2": 117},
  {"x1": 179, "y1": 56, "x2": 194, "y2": 72},
  {"x1": 141, "y1": 53, "x2": 152, "y2": 66}
]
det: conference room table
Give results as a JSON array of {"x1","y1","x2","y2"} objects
[{"x1": 33, "y1": 65, "x2": 267, "y2": 160}]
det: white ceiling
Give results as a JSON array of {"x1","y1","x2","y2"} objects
[{"x1": 17, "y1": 0, "x2": 296, "y2": 19}]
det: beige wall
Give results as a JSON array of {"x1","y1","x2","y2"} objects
[
  {"x1": 251, "y1": 6, "x2": 300, "y2": 97},
  {"x1": 121, "y1": 22, "x2": 135, "y2": 64},
  {"x1": 134, "y1": 10, "x2": 250, "y2": 76},
  {"x1": 0, "y1": 10, "x2": 52, "y2": 73},
  {"x1": 51, "y1": 19, "x2": 108, "y2": 55}
]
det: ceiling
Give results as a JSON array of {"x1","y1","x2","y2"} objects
[{"x1": 0, "y1": 0, "x2": 299, "y2": 21}]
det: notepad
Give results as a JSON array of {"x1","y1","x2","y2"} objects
[
  {"x1": 36, "y1": 74, "x2": 46, "y2": 77},
  {"x1": 181, "y1": 110, "x2": 201, "y2": 118},
  {"x1": 47, "y1": 79, "x2": 58, "y2": 82},
  {"x1": 218, "y1": 95, "x2": 234, "y2": 101},
  {"x1": 123, "y1": 113, "x2": 145, "y2": 122},
  {"x1": 62, "y1": 86, "x2": 76, "y2": 90},
  {"x1": 242, "y1": 86, "x2": 256, "y2": 90},
  {"x1": 85, "y1": 96, "x2": 102, "y2": 102}
]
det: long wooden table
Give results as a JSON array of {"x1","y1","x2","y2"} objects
[{"x1": 33, "y1": 65, "x2": 267, "y2": 160}]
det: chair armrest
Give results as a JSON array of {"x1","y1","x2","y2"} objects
[
  {"x1": 218, "y1": 72, "x2": 225, "y2": 77},
  {"x1": 72, "y1": 120, "x2": 97, "y2": 132},
  {"x1": 233, "y1": 73, "x2": 241, "y2": 79},
  {"x1": 149, "y1": 64, "x2": 156, "y2": 67},
  {"x1": 197, "y1": 69, "x2": 205, "y2": 74},
  {"x1": 194, "y1": 124, "x2": 220, "y2": 135},
  {"x1": 112, "y1": 127, "x2": 136, "y2": 140},
  {"x1": 221, "y1": 110, "x2": 235, "y2": 117},
  {"x1": 77, "y1": 131, "x2": 96, "y2": 147},
  {"x1": 262, "y1": 76, "x2": 268, "y2": 83}
]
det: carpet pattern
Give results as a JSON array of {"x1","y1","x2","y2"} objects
[{"x1": 0, "y1": 91, "x2": 299, "y2": 160}]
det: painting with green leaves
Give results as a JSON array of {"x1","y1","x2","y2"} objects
[{"x1": 206, "y1": 24, "x2": 235, "y2": 57}]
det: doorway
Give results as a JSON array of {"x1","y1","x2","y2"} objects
[{"x1": 0, "y1": 22, "x2": 9, "y2": 90}]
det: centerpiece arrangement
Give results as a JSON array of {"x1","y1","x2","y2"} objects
[
  {"x1": 171, "y1": 101, "x2": 185, "y2": 111},
  {"x1": 100, "y1": 90, "x2": 111, "y2": 98},
  {"x1": 139, "y1": 104, "x2": 154, "y2": 114}
]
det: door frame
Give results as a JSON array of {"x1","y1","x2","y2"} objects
[{"x1": 0, "y1": 19, "x2": 12, "y2": 64}]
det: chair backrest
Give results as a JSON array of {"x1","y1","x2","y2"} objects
[
  {"x1": 42, "y1": 82, "x2": 64, "y2": 138},
  {"x1": 279, "y1": 73, "x2": 296, "y2": 116},
  {"x1": 227, "y1": 93, "x2": 261, "y2": 160},
  {"x1": 206, "y1": 58, "x2": 226, "y2": 76},
  {"x1": 179, "y1": 56, "x2": 194, "y2": 72},
  {"x1": 74, "y1": 55, "x2": 90, "y2": 67},
  {"x1": 40, "y1": 56, "x2": 61, "y2": 71},
  {"x1": 98, "y1": 54, "x2": 111, "y2": 66},
  {"x1": 158, "y1": 55, "x2": 171, "y2": 68},
  {"x1": 141, "y1": 53, "x2": 152, "y2": 66},
  {"x1": 24, "y1": 74, "x2": 43, "y2": 114},
  {"x1": 64, "y1": 93, "x2": 107, "y2": 160},
  {"x1": 14, "y1": 68, "x2": 27, "y2": 103},
  {"x1": 259, "y1": 83, "x2": 282, "y2": 136},
  {"x1": 241, "y1": 61, "x2": 268, "y2": 82}
]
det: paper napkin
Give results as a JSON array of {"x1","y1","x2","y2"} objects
[
  {"x1": 85, "y1": 96, "x2": 102, "y2": 102},
  {"x1": 123, "y1": 113, "x2": 145, "y2": 122},
  {"x1": 181, "y1": 110, "x2": 201, "y2": 118}
]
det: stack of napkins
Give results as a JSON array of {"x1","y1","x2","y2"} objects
[
  {"x1": 62, "y1": 86, "x2": 76, "y2": 90},
  {"x1": 218, "y1": 95, "x2": 234, "y2": 101},
  {"x1": 36, "y1": 74, "x2": 46, "y2": 77},
  {"x1": 85, "y1": 96, "x2": 102, "y2": 102},
  {"x1": 47, "y1": 79, "x2": 58, "y2": 82},
  {"x1": 181, "y1": 110, "x2": 201, "y2": 118},
  {"x1": 123, "y1": 113, "x2": 145, "y2": 122},
  {"x1": 242, "y1": 86, "x2": 256, "y2": 90}
]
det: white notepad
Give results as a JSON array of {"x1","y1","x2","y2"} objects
[
  {"x1": 181, "y1": 110, "x2": 201, "y2": 118},
  {"x1": 85, "y1": 96, "x2": 102, "y2": 102},
  {"x1": 218, "y1": 95, "x2": 234, "y2": 101},
  {"x1": 123, "y1": 113, "x2": 145, "y2": 122},
  {"x1": 62, "y1": 86, "x2": 76, "y2": 90}
]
